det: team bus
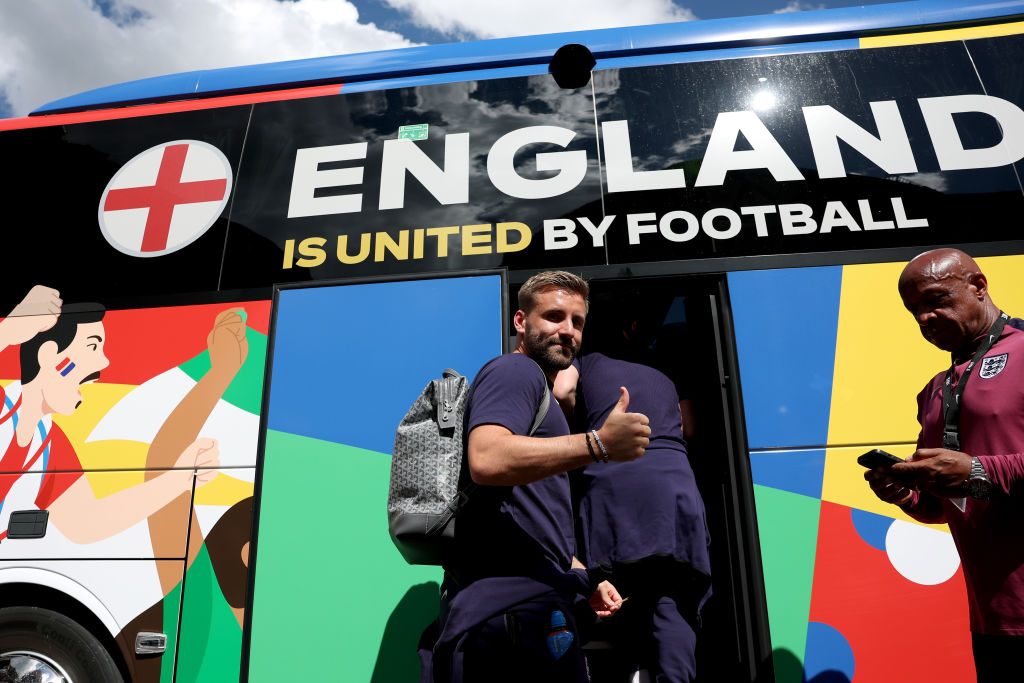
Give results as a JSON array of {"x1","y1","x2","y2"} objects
[{"x1": 1, "y1": 0, "x2": 1023, "y2": 680}]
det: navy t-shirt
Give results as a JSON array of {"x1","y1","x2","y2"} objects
[
  {"x1": 575, "y1": 352, "x2": 686, "y2": 450},
  {"x1": 573, "y1": 352, "x2": 711, "y2": 578},
  {"x1": 451, "y1": 353, "x2": 576, "y2": 582}
]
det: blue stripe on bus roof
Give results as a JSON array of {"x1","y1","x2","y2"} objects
[
  {"x1": 593, "y1": 36, "x2": 861, "y2": 70},
  {"x1": 32, "y1": 0, "x2": 1024, "y2": 115},
  {"x1": 332, "y1": 37, "x2": 861, "y2": 94}
]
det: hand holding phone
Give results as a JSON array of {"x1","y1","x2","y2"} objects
[{"x1": 857, "y1": 449, "x2": 905, "y2": 469}]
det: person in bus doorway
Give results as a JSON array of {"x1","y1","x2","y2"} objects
[
  {"x1": 865, "y1": 249, "x2": 1024, "y2": 682},
  {"x1": 554, "y1": 345, "x2": 711, "y2": 682},
  {"x1": 426, "y1": 271, "x2": 651, "y2": 683}
]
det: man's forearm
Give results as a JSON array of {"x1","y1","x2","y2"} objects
[{"x1": 468, "y1": 428, "x2": 593, "y2": 486}]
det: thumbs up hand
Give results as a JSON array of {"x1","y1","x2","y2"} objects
[{"x1": 595, "y1": 387, "x2": 650, "y2": 462}]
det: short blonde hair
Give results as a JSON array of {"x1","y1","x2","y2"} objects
[{"x1": 517, "y1": 271, "x2": 589, "y2": 312}]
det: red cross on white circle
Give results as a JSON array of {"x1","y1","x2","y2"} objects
[{"x1": 98, "y1": 140, "x2": 233, "y2": 257}]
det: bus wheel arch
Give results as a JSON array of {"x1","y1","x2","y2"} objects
[
  {"x1": 0, "y1": 605, "x2": 124, "y2": 682},
  {"x1": 0, "y1": 582, "x2": 130, "y2": 682}
]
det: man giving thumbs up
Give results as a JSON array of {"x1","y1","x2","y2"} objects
[{"x1": 425, "y1": 271, "x2": 650, "y2": 683}]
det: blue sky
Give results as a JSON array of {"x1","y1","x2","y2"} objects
[
  {"x1": 0, "y1": 0, "x2": 902, "y2": 119},
  {"x1": 354, "y1": 0, "x2": 896, "y2": 44}
]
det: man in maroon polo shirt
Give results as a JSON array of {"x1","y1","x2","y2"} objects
[{"x1": 866, "y1": 248, "x2": 1024, "y2": 682}]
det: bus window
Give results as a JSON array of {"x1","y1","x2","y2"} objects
[{"x1": 593, "y1": 38, "x2": 1024, "y2": 267}]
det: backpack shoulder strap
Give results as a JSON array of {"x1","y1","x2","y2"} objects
[{"x1": 526, "y1": 359, "x2": 552, "y2": 436}]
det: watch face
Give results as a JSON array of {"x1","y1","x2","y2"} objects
[{"x1": 967, "y1": 477, "x2": 993, "y2": 500}]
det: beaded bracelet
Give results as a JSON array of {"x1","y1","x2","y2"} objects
[{"x1": 591, "y1": 430, "x2": 609, "y2": 463}]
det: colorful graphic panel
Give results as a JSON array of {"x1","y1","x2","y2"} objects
[
  {"x1": 176, "y1": 486, "x2": 256, "y2": 683},
  {"x1": 808, "y1": 501, "x2": 971, "y2": 682},
  {"x1": 0, "y1": 297, "x2": 268, "y2": 682},
  {"x1": 731, "y1": 255, "x2": 1024, "y2": 683},
  {"x1": 752, "y1": 482, "x2": 820, "y2": 683},
  {"x1": 249, "y1": 273, "x2": 504, "y2": 683}
]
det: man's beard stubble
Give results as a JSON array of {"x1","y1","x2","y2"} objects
[{"x1": 523, "y1": 329, "x2": 577, "y2": 373}]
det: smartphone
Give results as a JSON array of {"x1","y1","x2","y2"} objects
[{"x1": 857, "y1": 448, "x2": 905, "y2": 469}]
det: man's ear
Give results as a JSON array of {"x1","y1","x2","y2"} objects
[
  {"x1": 970, "y1": 272, "x2": 989, "y2": 301},
  {"x1": 513, "y1": 309, "x2": 527, "y2": 335},
  {"x1": 37, "y1": 340, "x2": 59, "y2": 371}
]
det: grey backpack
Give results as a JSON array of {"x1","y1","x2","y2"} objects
[{"x1": 388, "y1": 366, "x2": 550, "y2": 566}]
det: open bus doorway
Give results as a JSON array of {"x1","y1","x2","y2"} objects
[{"x1": 508, "y1": 274, "x2": 771, "y2": 682}]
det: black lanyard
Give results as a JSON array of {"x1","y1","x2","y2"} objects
[{"x1": 942, "y1": 312, "x2": 1009, "y2": 450}]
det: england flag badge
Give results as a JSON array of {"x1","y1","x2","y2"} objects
[
  {"x1": 979, "y1": 353, "x2": 1008, "y2": 379},
  {"x1": 98, "y1": 140, "x2": 232, "y2": 257}
]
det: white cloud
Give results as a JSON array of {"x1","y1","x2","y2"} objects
[
  {"x1": 774, "y1": 1, "x2": 826, "y2": 12},
  {"x1": 902, "y1": 172, "x2": 950, "y2": 193},
  {"x1": 0, "y1": 0, "x2": 416, "y2": 117},
  {"x1": 381, "y1": 0, "x2": 694, "y2": 40}
]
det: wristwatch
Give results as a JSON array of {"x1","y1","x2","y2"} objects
[{"x1": 966, "y1": 457, "x2": 993, "y2": 500}]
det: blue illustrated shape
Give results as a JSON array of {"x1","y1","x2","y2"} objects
[
  {"x1": 728, "y1": 267, "x2": 842, "y2": 450},
  {"x1": 749, "y1": 449, "x2": 826, "y2": 499},
  {"x1": 268, "y1": 275, "x2": 504, "y2": 454},
  {"x1": 850, "y1": 507, "x2": 894, "y2": 552},
  {"x1": 804, "y1": 621, "x2": 855, "y2": 682}
]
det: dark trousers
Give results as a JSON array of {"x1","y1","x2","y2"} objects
[
  {"x1": 454, "y1": 597, "x2": 589, "y2": 683},
  {"x1": 972, "y1": 633, "x2": 1024, "y2": 683},
  {"x1": 594, "y1": 595, "x2": 698, "y2": 683}
]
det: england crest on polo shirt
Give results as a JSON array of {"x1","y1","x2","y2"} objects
[{"x1": 980, "y1": 353, "x2": 1008, "y2": 379}]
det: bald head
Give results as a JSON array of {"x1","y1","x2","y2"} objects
[
  {"x1": 899, "y1": 249, "x2": 984, "y2": 293},
  {"x1": 898, "y1": 249, "x2": 1000, "y2": 353}
]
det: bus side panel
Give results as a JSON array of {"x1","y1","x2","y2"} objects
[
  {"x1": 727, "y1": 260, "x2": 1024, "y2": 682},
  {"x1": 175, "y1": 468, "x2": 257, "y2": 683},
  {"x1": 248, "y1": 275, "x2": 504, "y2": 682},
  {"x1": 0, "y1": 299, "x2": 269, "y2": 682},
  {"x1": 730, "y1": 266, "x2": 841, "y2": 682}
]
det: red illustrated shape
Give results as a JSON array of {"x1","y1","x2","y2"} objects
[
  {"x1": 808, "y1": 501, "x2": 974, "y2": 682},
  {"x1": 0, "y1": 301, "x2": 270, "y2": 385}
]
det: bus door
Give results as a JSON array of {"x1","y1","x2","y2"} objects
[
  {"x1": 243, "y1": 270, "x2": 506, "y2": 682},
  {"x1": 545, "y1": 273, "x2": 771, "y2": 682}
]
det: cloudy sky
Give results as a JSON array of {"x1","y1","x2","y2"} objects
[{"x1": 0, "y1": 0, "x2": 900, "y2": 119}]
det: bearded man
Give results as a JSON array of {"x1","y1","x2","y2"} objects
[{"x1": 426, "y1": 270, "x2": 650, "y2": 683}]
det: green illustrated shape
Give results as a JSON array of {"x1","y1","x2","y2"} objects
[
  {"x1": 179, "y1": 328, "x2": 267, "y2": 414},
  {"x1": 753, "y1": 483, "x2": 821, "y2": 683},
  {"x1": 249, "y1": 429, "x2": 441, "y2": 682},
  {"x1": 169, "y1": 544, "x2": 243, "y2": 682},
  {"x1": 160, "y1": 582, "x2": 183, "y2": 683}
]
